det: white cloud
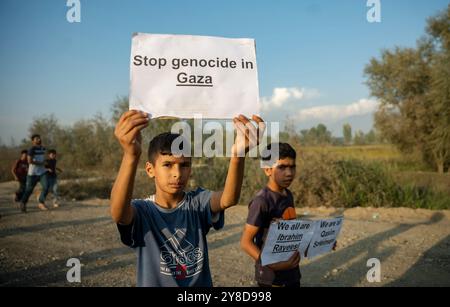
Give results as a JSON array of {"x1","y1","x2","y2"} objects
[
  {"x1": 295, "y1": 98, "x2": 379, "y2": 121},
  {"x1": 261, "y1": 87, "x2": 320, "y2": 111}
]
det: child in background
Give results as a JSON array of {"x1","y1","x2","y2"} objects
[
  {"x1": 240, "y1": 143, "x2": 301, "y2": 287},
  {"x1": 11, "y1": 150, "x2": 29, "y2": 202},
  {"x1": 45, "y1": 149, "x2": 63, "y2": 208}
]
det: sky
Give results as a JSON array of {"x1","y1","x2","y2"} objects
[{"x1": 0, "y1": 0, "x2": 448, "y2": 144}]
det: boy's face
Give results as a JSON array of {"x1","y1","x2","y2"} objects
[
  {"x1": 264, "y1": 157, "x2": 296, "y2": 189},
  {"x1": 20, "y1": 153, "x2": 27, "y2": 160},
  {"x1": 49, "y1": 153, "x2": 56, "y2": 159},
  {"x1": 32, "y1": 136, "x2": 41, "y2": 146},
  {"x1": 146, "y1": 154, "x2": 192, "y2": 195}
]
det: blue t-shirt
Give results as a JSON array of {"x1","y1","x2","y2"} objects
[
  {"x1": 27, "y1": 146, "x2": 46, "y2": 176},
  {"x1": 117, "y1": 188, "x2": 224, "y2": 287}
]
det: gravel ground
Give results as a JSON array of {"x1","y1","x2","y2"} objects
[{"x1": 1, "y1": 181, "x2": 449, "y2": 287}]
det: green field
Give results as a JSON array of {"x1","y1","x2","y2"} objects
[{"x1": 301, "y1": 145, "x2": 450, "y2": 194}]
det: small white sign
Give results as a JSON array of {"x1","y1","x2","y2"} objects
[
  {"x1": 260, "y1": 220, "x2": 315, "y2": 266},
  {"x1": 129, "y1": 33, "x2": 260, "y2": 119},
  {"x1": 306, "y1": 216, "x2": 343, "y2": 259}
]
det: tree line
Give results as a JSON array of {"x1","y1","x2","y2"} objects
[{"x1": 1, "y1": 6, "x2": 448, "y2": 178}]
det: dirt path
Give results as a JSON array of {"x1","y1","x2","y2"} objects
[{"x1": 1, "y1": 181, "x2": 449, "y2": 287}]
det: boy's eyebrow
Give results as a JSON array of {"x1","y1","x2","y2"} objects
[
  {"x1": 160, "y1": 159, "x2": 191, "y2": 164},
  {"x1": 276, "y1": 163, "x2": 296, "y2": 167},
  {"x1": 161, "y1": 160, "x2": 174, "y2": 164}
]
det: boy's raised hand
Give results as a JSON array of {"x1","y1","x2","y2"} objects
[
  {"x1": 114, "y1": 110, "x2": 150, "y2": 157},
  {"x1": 232, "y1": 114, "x2": 266, "y2": 157}
]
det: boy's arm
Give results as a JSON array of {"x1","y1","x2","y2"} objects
[
  {"x1": 11, "y1": 160, "x2": 19, "y2": 180},
  {"x1": 240, "y1": 223, "x2": 262, "y2": 261},
  {"x1": 210, "y1": 115, "x2": 265, "y2": 214},
  {"x1": 209, "y1": 156, "x2": 244, "y2": 214},
  {"x1": 110, "y1": 110, "x2": 149, "y2": 225},
  {"x1": 27, "y1": 153, "x2": 45, "y2": 166},
  {"x1": 45, "y1": 161, "x2": 52, "y2": 173}
]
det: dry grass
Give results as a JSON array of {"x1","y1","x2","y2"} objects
[{"x1": 302, "y1": 145, "x2": 403, "y2": 161}]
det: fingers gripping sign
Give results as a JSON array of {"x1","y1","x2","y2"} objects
[
  {"x1": 115, "y1": 110, "x2": 150, "y2": 157},
  {"x1": 232, "y1": 114, "x2": 266, "y2": 157}
]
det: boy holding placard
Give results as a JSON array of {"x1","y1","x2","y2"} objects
[
  {"x1": 240, "y1": 142, "x2": 302, "y2": 287},
  {"x1": 111, "y1": 110, "x2": 264, "y2": 287}
]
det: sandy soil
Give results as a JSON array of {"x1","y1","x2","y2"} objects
[{"x1": 1, "y1": 181, "x2": 449, "y2": 287}]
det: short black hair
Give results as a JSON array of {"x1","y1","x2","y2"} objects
[
  {"x1": 48, "y1": 149, "x2": 56, "y2": 154},
  {"x1": 21, "y1": 149, "x2": 28, "y2": 155},
  {"x1": 31, "y1": 134, "x2": 40, "y2": 141},
  {"x1": 261, "y1": 142, "x2": 296, "y2": 162},
  {"x1": 147, "y1": 132, "x2": 190, "y2": 164}
]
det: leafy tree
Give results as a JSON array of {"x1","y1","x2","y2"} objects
[
  {"x1": 365, "y1": 6, "x2": 450, "y2": 172},
  {"x1": 300, "y1": 123, "x2": 332, "y2": 145},
  {"x1": 343, "y1": 123, "x2": 352, "y2": 145},
  {"x1": 365, "y1": 129, "x2": 377, "y2": 144},
  {"x1": 353, "y1": 130, "x2": 366, "y2": 146},
  {"x1": 27, "y1": 114, "x2": 62, "y2": 149}
]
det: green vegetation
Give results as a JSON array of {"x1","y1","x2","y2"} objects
[
  {"x1": 1, "y1": 97, "x2": 448, "y2": 210},
  {"x1": 52, "y1": 146, "x2": 450, "y2": 209},
  {"x1": 2, "y1": 7, "x2": 449, "y2": 210}
]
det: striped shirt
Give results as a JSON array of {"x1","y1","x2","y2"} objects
[{"x1": 27, "y1": 146, "x2": 47, "y2": 176}]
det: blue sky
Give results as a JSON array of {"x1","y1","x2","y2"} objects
[{"x1": 0, "y1": 0, "x2": 448, "y2": 143}]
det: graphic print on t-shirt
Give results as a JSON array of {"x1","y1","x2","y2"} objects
[
  {"x1": 159, "y1": 229, "x2": 203, "y2": 280},
  {"x1": 282, "y1": 206, "x2": 296, "y2": 220}
]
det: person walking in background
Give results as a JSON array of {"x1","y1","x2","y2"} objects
[
  {"x1": 11, "y1": 150, "x2": 29, "y2": 202},
  {"x1": 19, "y1": 134, "x2": 50, "y2": 213},
  {"x1": 45, "y1": 149, "x2": 63, "y2": 208}
]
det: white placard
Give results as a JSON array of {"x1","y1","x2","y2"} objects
[
  {"x1": 129, "y1": 33, "x2": 260, "y2": 119},
  {"x1": 306, "y1": 216, "x2": 343, "y2": 259},
  {"x1": 260, "y1": 220, "x2": 316, "y2": 266}
]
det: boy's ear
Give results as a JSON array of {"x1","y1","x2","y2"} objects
[
  {"x1": 263, "y1": 167, "x2": 272, "y2": 177},
  {"x1": 145, "y1": 161, "x2": 155, "y2": 178}
]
